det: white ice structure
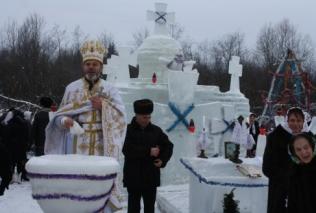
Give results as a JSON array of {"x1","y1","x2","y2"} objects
[
  {"x1": 181, "y1": 157, "x2": 268, "y2": 213},
  {"x1": 137, "y1": 3, "x2": 182, "y2": 84},
  {"x1": 256, "y1": 134, "x2": 267, "y2": 157},
  {"x1": 106, "y1": 2, "x2": 250, "y2": 185},
  {"x1": 228, "y1": 56, "x2": 243, "y2": 94},
  {"x1": 3, "y1": 3, "x2": 254, "y2": 213},
  {"x1": 26, "y1": 155, "x2": 119, "y2": 213},
  {"x1": 103, "y1": 46, "x2": 136, "y2": 86}
]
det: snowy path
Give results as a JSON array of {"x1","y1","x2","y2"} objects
[{"x1": 0, "y1": 182, "x2": 161, "y2": 213}]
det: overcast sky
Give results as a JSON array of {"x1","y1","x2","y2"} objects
[{"x1": 1, "y1": 0, "x2": 315, "y2": 48}]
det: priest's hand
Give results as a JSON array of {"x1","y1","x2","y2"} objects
[
  {"x1": 150, "y1": 146, "x2": 160, "y2": 157},
  {"x1": 63, "y1": 117, "x2": 74, "y2": 129},
  {"x1": 154, "y1": 159, "x2": 163, "y2": 168},
  {"x1": 90, "y1": 96, "x2": 103, "y2": 110}
]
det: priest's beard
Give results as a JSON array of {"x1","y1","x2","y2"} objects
[
  {"x1": 84, "y1": 73, "x2": 100, "y2": 90},
  {"x1": 85, "y1": 73, "x2": 100, "y2": 82}
]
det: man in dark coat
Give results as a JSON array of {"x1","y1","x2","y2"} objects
[
  {"x1": 1, "y1": 108, "x2": 30, "y2": 182},
  {"x1": 31, "y1": 97, "x2": 53, "y2": 156},
  {"x1": 0, "y1": 142, "x2": 12, "y2": 196},
  {"x1": 263, "y1": 107, "x2": 305, "y2": 213},
  {"x1": 123, "y1": 99, "x2": 173, "y2": 213}
]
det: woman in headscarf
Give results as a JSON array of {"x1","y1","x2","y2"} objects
[
  {"x1": 287, "y1": 133, "x2": 316, "y2": 213},
  {"x1": 263, "y1": 107, "x2": 307, "y2": 213}
]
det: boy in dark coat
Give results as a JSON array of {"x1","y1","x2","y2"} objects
[{"x1": 123, "y1": 99, "x2": 173, "y2": 213}]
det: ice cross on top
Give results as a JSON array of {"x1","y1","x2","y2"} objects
[
  {"x1": 147, "y1": 2, "x2": 175, "y2": 35},
  {"x1": 228, "y1": 56, "x2": 243, "y2": 93}
]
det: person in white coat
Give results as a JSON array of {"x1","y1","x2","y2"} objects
[{"x1": 45, "y1": 40, "x2": 126, "y2": 213}]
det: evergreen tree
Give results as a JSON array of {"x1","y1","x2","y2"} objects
[{"x1": 222, "y1": 188, "x2": 240, "y2": 213}]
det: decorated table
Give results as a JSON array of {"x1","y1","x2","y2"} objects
[{"x1": 180, "y1": 157, "x2": 268, "y2": 213}]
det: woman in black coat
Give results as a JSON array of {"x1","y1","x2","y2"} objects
[
  {"x1": 262, "y1": 107, "x2": 305, "y2": 213},
  {"x1": 287, "y1": 133, "x2": 316, "y2": 213}
]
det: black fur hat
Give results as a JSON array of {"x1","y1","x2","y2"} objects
[
  {"x1": 39, "y1": 97, "x2": 53, "y2": 108},
  {"x1": 133, "y1": 99, "x2": 153, "y2": 115}
]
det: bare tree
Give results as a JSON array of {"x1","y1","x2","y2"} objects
[
  {"x1": 131, "y1": 27, "x2": 150, "y2": 51},
  {"x1": 180, "y1": 37, "x2": 197, "y2": 60},
  {"x1": 98, "y1": 31, "x2": 117, "y2": 58},
  {"x1": 181, "y1": 32, "x2": 247, "y2": 72},
  {"x1": 71, "y1": 25, "x2": 88, "y2": 54},
  {"x1": 256, "y1": 23, "x2": 277, "y2": 69},
  {"x1": 0, "y1": 14, "x2": 122, "y2": 105},
  {"x1": 0, "y1": 14, "x2": 47, "y2": 98},
  {"x1": 256, "y1": 19, "x2": 315, "y2": 70},
  {"x1": 212, "y1": 32, "x2": 246, "y2": 70},
  {"x1": 99, "y1": 31, "x2": 115, "y2": 47},
  {"x1": 0, "y1": 20, "x2": 18, "y2": 51},
  {"x1": 0, "y1": 14, "x2": 73, "y2": 102},
  {"x1": 195, "y1": 39, "x2": 214, "y2": 68},
  {"x1": 168, "y1": 22, "x2": 184, "y2": 40},
  {"x1": 44, "y1": 24, "x2": 67, "y2": 58}
]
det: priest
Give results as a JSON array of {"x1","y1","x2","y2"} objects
[{"x1": 45, "y1": 40, "x2": 126, "y2": 212}]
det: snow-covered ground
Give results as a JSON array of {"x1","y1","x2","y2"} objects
[
  {"x1": 0, "y1": 182, "x2": 166, "y2": 213},
  {"x1": 157, "y1": 184, "x2": 188, "y2": 213},
  {"x1": 0, "y1": 182, "x2": 42, "y2": 213}
]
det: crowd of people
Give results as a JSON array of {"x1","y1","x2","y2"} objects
[
  {"x1": 1, "y1": 39, "x2": 316, "y2": 213},
  {"x1": 42, "y1": 40, "x2": 172, "y2": 213},
  {"x1": 262, "y1": 107, "x2": 316, "y2": 213},
  {"x1": 0, "y1": 108, "x2": 30, "y2": 195},
  {"x1": 229, "y1": 107, "x2": 316, "y2": 213},
  {"x1": 0, "y1": 97, "x2": 56, "y2": 196}
]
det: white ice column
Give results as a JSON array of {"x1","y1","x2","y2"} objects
[{"x1": 228, "y1": 56, "x2": 243, "y2": 93}]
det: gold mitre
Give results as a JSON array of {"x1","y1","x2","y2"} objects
[{"x1": 80, "y1": 40, "x2": 107, "y2": 63}]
